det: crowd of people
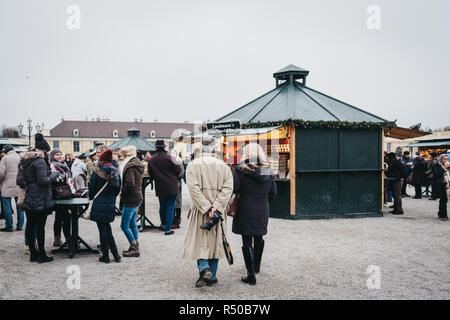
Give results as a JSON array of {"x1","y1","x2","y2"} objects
[
  {"x1": 384, "y1": 150, "x2": 450, "y2": 220},
  {"x1": 0, "y1": 133, "x2": 277, "y2": 288}
]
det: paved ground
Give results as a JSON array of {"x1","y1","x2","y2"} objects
[{"x1": 0, "y1": 184, "x2": 449, "y2": 300}]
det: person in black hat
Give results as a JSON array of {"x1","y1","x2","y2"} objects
[
  {"x1": 148, "y1": 140, "x2": 182, "y2": 235},
  {"x1": 386, "y1": 152, "x2": 406, "y2": 215}
]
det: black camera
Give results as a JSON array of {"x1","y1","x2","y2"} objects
[{"x1": 200, "y1": 210, "x2": 224, "y2": 231}]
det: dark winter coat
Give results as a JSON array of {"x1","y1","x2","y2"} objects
[
  {"x1": 148, "y1": 150, "x2": 181, "y2": 197},
  {"x1": 120, "y1": 157, "x2": 144, "y2": 207},
  {"x1": 387, "y1": 158, "x2": 406, "y2": 181},
  {"x1": 16, "y1": 149, "x2": 58, "y2": 212},
  {"x1": 88, "y1": 164, "x2": 121, "y2": 223},
  {"x1": 411, "y1": 158, "x2": 428, "y2": 187},
  {"x1": 432, "y1": 162, "x2": 447, "y2": 185},
  {"x1": 231, "y1": 164, "x2": 277, "y2": 236}
]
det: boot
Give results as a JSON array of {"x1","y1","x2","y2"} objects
[
  {"x1": 254, "y1": 240, "x2": 264, "y2": 274},
  {"x1": 99, "y1": 243, "x2": 110, "y2": 263},
  {"x1": 37, "y1": 250, "x2": 54, "y2": 264},
  {"x1": 241, "y1": 247, "x2": 256, "y2": 285},
  {"x1": 123, "y1": 242, "x2": 140, "y2": 258},
  {"x1": 53, "y1": 235, "x2": 63, "y2": 247},
  {"x1": 29, "y1": 246, "x2": 38, "y2": 263},
  {"x1": 109, "y1": 242, "x2": 121, "y2": 263}
]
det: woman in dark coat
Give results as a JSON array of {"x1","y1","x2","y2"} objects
[
  {"x1": 411, "y1": 155, "x2": 428, "y2": 199},
  {"x1": 89, "y1": 149, "x2": 122, "y2": 263},
  {"x1": 16, "y1": 133, "x2": 59, "y2": 263},
  {"x1": 232, "y1": 143, "x2": 277, "y2": 285}
]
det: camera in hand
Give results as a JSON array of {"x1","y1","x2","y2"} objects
[{"x1": 200, "y1": 210, "x2": 224, "y2": 231}]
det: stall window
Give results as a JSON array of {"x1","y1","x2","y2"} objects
[{"x1": 73, "y1": 141, "x2": 80, "y2": 152}]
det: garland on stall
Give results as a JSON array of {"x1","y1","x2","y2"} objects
[{"x1": 240, "y1": 119, "x2": 397, "y2": 130}]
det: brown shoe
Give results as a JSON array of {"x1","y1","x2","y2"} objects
[{"x1": 123, "y1": 243, "x2": 140, "y2": 257}]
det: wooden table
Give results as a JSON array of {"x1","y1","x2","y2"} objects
[{"x1": 51, "y1": 198, "x2": 99, "y2": 258}]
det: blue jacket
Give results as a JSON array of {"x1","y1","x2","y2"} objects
[{"x1": 88, "y1": 164, "x2": 121, "y2": 223}]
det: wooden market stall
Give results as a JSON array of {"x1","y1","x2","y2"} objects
[{"x1": 214, "y1": 65, "x2": 397, "y2": 219}]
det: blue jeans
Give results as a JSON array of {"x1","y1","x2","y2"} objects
[
  {"x1": 197, "y1": 259, "x2": 219, "y2": 280},
  {"x1": 2, "y1": 197, "x2": 24, "y2": 230},
  {"x1": 121, "y1": 206, "x2": 139, "y2": 244},
  {"x1": 158, "y1": 195, "x2": 177, "y2": 233},
  {"x1": 24, "y1": 212, "x2": 37, "y2": 246}
]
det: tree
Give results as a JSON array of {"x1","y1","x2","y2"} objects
[{"x1": 1, "y1": 125, "x2": 20, "y2": 138}]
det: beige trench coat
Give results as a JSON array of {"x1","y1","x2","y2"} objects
[{"x1": 182, "y1": 154, "x2": 233, "y2": 260}]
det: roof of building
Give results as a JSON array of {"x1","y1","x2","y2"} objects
[
  {"x1": 49, "y1": 120, "x2": 196, "y2": 138},
  {"x1": 109, "y1": 128, "x2": 156, "y2": 151},
  {"x1": 216, "y1": 65, "x2": 388, "y2": 124}
]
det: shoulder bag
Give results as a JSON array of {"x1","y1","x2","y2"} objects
[
  {"x1": 82, "y1": 181, "x2": 109, "y2": 220},
  {"x1": 226, "y1": 173, "x2": 244, "y2": 217}
]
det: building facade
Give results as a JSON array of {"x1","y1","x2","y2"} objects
[{"x1": 43, "y1": 120, "x2": 197, "y2": 156}]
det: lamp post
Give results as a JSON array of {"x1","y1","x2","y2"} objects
[
  {"x1": 26, "y1": 118, "x2": 32, "y2": 147},
  {"x1": 18, "y1": 123, "x2": 23, "y2": 136}
]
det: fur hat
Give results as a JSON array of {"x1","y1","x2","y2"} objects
[
  {"x1": 99, "y1": 149, "x2": 113, "y2": 163},
  {"x1": 34, "y1": 133, "x2": 50, "y2": 152}
]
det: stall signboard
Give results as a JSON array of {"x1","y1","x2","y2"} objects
[{"x1": 207, "y1": 120, "x2": 241, "y2": 136}]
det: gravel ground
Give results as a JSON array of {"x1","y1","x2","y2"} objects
[{"x1": 0, "y1": 184, "x2": 449, "y2": 300}]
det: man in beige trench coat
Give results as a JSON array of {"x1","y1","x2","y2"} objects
[{"x1": 182, "y1": 135, "x2": 233, "y2": 287}]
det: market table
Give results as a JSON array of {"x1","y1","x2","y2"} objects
[
  {"x1": 51, "y1": 198, "x2": 99, "y2": 258},
  {"x1": 136, "y1": 176, "x2": 158, "y2": 231}
]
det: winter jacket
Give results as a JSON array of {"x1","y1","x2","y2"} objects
[
  {"x1": 88, "y1": 164, "x2": 121, "y2": 223},
  {"x1": 120, "y1": 157, "x2": 144, "y2": 207},
  {"x1": 71, "y1": 158, "x2": 87, "y2": 178},
  {"x1": 232, "y1": 164, "x2": 277, "y2": 236},
  {"x1": 16, "y1": 149, "x2": 58, "y2": 212},
  {"x1": 387, "y1": 159, "x2": 407, "y2": 181},
  {"x1": 182, "y1": 154, "x2": 233, "y2": 260},
  {"x1": 0, "y1": 150, "x2": 21, "y2": 197},
  {"x1": 411, "y1": 158, "x2": 428, "y2": 187},
  {"x1": 148, "y1": 150, "x2": 182, "y2": 197}
]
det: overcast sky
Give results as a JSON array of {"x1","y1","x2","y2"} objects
[{"x1": 1, "y1": 0, "x2": 449, "y2": 132}]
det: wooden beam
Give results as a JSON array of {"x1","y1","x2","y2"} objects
[{"x1": 290, "y1": 125, "x2": 296, "y2": 215}]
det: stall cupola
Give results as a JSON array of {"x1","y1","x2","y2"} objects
[{"x1": 274, "y1": 64, "x2": 309, "y2": 87}]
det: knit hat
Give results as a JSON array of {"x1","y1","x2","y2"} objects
[
  {"x1": 34, "y1": 133, "x2": 50, "y2": 152},
  {"x1": 99, "y1": 149, "x2": 113, "y2": 163},
  {"x1": 2, "y1": 145, "x2": 14, "y2": 153},
  {"x1": 50, "y1": 148, "x2": 62, "y2": 160}
]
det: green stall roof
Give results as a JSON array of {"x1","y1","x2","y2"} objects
[
  {"x1": 109, "y1": 128, "x2": 155, "y2": 151},
  {"x1": 216, "y1": 65, "x2": 388, "y2": 125}
]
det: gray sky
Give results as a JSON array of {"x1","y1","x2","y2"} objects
[{"x1": 1, "y1": 0, "x2": 449, "y2": 131}]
